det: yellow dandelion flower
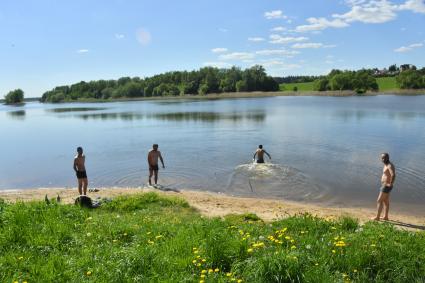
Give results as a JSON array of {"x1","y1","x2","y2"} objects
[
  {"x1": 86, "y1": 232, "x2": 92, "y2": 237},
  {"x1": 208, "y1": 269, "x2": 213, "y2": 273},
  {"x1": 315, "y1": 263, "x2": 319, "y2": 266},
  {"x1": 238, "y1": 280, "x2": 243, "y2": 283},
  {"x1": 201, "y1": 270, "x2": 207, "y2": 274},
  {"x1": 112, "y1": 239, "x2": 118, "y2": 242},
  {"x1": 148, "y1": 240, "x2": 154, "y2": 244},
  {"x1": 290, "y1": 239, "x2": 295, "y2": 243},
  {"x1": 155, "y1": 235, "x2": 163, "y2": 239},
  {"x1": 86, "y1": 271, "x2": 92, "y2": 276},
  {"x1": 193, "y1": 250, "x2": 199, "y2": 254},
  {"x1": 285, "y1": 236, "x2": 291, "y2": 240},
  {"x1": 193, "y1": 247, "x2": 198, "y2": 250},
  {"x1": 147, "y1": 231, "x2": 152, "y2": 235},
  {"x1": 332, "y1": 250, "x2": 336, "y2": 253},
  {"x1": 370, "y1": 244, "x2": 376, "y2": 247},
  {"x1": 123, "y1": 233, "x2": 127, "y2": 236},
  {"x1": 291, "y1": 245, "x2": 296, "y2": 250},
  {"x1": 192, "y1": 260, "x2": 197, "y2": 264},
  {"x1": 200, "y1": 274, "x2": 206, "y2": 279},
  {"x1": 196, "y1": 255, "x2": 201, "y2": 259},
  {"x1": 214, "y1": 268, "x2": 219, "y2": 272},
  {"x1": 200, "y1": 281, "x2": 205, "y2": 283},
  {"x1": 197, "y1": 263, "x2": 201, "y2": 267},
  {"x1": 18, "y1": 256, "x2": 24, "y2": 260},
  {"x1": 353, "y1": 269, "x2": 358, "y2": 273},
  {"x1": 247, "y1": 248, "x2": 253, "y2": 253},
  {"x1": 226, "y1": 272, "x2": 232, "y2": 277}
]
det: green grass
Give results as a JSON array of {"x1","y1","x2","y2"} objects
[
  {"x1": 376, "y1": 77, "x2": 398, "y2": 91},
  {"x1": 1, "y1": 193, "x2": 424, "y2": 282},
  {"x1": 280, "y1": 77, "x2": 400, "y2": 93},
  {"x1": 280, "y1": 82, "x2": 315, "y2": 92}
]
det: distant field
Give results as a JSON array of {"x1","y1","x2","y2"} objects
[
  {"x1": 279, "y1": 81, "x2": 315, "y2": 91},
  {"x1": 376, "y1": 77, "x2": 398, "y2": 91},
  {"x1": 280, "y1": 77, "x2": 399, "y2": 92}
]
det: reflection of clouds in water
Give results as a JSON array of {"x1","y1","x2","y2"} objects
[
  {"x1": 227, "y1": 163, "x2": 330, "y2": 202},
  {"x1": 7, "y1": 110, "x2": 26, "y2": 120},
  {"x1": 334, "y1": 110, "x2": 425, "y2": 122}
]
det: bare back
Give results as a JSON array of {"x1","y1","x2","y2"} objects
[{"x1": 74, "y1": 155, "x2": 86, "y2": 172}]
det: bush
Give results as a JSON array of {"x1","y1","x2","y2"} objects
[{"x1": 4, "y1": 89, "x2": 24, "y2": 104}]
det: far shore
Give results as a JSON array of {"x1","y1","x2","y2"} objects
[
  {"x1": 17, "y1": 89, "x2": 425, "y2": 104},
  {"x1": 1, "y1": 187, "x2": 424, "y2": 230}
]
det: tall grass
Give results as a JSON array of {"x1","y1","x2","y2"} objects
[{"x1": 1, "y1": 193, "x2": 424, "y2": 282}]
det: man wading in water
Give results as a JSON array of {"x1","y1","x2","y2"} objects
[
  {"x1": 373, "y1": 153, "x2": 396, "y2": 221},
  {"x1": 73, "y1": 146, "x2": 88, "y2": 195},
  {"x1": 253, "y1": 145, "x2": 271, "y2": 164},
  {"x1": 148, "y1": 144, "x2": 165, "y2": 186}
]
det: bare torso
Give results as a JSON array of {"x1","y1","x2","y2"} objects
[
  {"x1": 148, "y1": 150, "x2": 161, "y2": 166},
  {"x1": 381, "y1": 162, "x2": 395, "y2": 186},
  {"x1": 256, "y1": 149, "x2": 265, "y2": 160},
  {"x1": 74, "y1": 155, "x2": 86, "y2": 172}
]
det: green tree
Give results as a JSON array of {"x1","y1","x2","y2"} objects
[
  {"x1": 4, "y1": 89, "x2": 24, "y2": 104},
  {"x1": 396, "y1": 70, "x2": 424, "y2": 89}
]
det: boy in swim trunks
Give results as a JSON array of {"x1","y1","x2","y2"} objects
[
  {"x1": 73, "y1": 146, "x2": 88, "y2": 195},
  {"x1": 373, "y1": 152, "x2": 396, "y2": 221},
  {"x1": 253, "y1": 145, "x2": 271, "y2": 163},
  {"x1": 147, "y1": 144, "x2": 165, "y2": 185}
]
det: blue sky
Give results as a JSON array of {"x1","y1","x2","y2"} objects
[{"x1": 1, "y1": 0, "x2": 424, "y2": 97}]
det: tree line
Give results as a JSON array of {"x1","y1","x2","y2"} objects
[
  {"x1": 40, "y1": 66, "x2": 279, "y2": 103},
  {"x1": 3, "y1": 89, "x2": 24, "y2": 104}
]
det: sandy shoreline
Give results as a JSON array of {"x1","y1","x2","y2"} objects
[{"x1": 1, "y1": 187, "x2": 424, "y2": 230}]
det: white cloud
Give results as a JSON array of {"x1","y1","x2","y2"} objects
[
  {"x1": 271, "y1": 26, "x2": 286, "y2": 32},
  {"x1": 255, "y1": 49, "x2": 300, "y2": 56},
  {"x1": 136, "y1": 28, "x2": 151, "y2": 45},
  {"x1": 77, "y1": 49, "x2": 89, "y2": 53},
  {"x1": 219, "y1": 52, "x2": 255, "y2": 61},
  {"x1": 398, "y1": 0, "x2": 425, "y2": 14},
  {"x1": 264, "y1": 10, "x2": 287, "y2": 19},
  {"x1": 203, "y1": 62, "x2": 232, "y2": 68},
  {"x1": 248, "y1": 37, "x2": 265, "y2": 42},
  {"x1": 211, "y1": 48, "x2": 228, "y2": 53},
  {"x1": 394, "y1": 42, "x2": 423, "y2": 52},
  {"x1": 292, "y1": 43, "x2": 324, "y2": 49},
  {"x1": 115, "y1": 33, "x2": 125, "y2": 39},
  {"x1": 333, "y1": 0, "x2": 398, "y2": 23},
  {"x1": 269, "y1": 34, "x2": 308, "y2": 44},
  {"x1": 296, "y1": 17, "x2": 349, "y2": 32}
]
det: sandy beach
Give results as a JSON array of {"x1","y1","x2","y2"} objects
[{"x1": 1, "y1": 187, "x2": 424, "y2": 230}]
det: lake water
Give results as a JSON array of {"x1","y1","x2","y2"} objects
[{"x1": 1, "y1": 95, "x2": 425, "y2": 214}]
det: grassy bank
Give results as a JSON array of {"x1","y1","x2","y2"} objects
[
  {"x1": 279, "y1": 77, "x2": 404, "y2": 93},
  {"x1": 1, "y1": 192, "x2": 424, "y2": 282}
]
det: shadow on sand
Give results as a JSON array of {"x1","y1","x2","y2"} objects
[{"x1": 384, "y1": 219, "x2": 425, "y2": 230}]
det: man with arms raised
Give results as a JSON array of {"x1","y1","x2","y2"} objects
[
  {"x1": 148, "y1": 144, "x2": 165, "y2": 186},
  {"x1": 374, "y1": 153, "x2": 396, "y2": 221},
  {"x1": 73, "y1": 146, "x2": 88, "y2": 195},
  {"x1": 253, "y1": 145, "x2": 271, "y2": 164}
]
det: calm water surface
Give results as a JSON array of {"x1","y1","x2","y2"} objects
[{"x1": 1, "y1": 95, "x2": 425, "y2": 214}]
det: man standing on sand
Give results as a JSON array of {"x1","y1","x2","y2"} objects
[
  {"x1": 73, "y1": 146, "x2": 88, "y2": 195},
  {"x1": 253, "y1": 145, "x2": 271, "y2": 163},
  {"x1": 148, "y1": 144, "x2": 165, "y2": 186},
  {"x1": 374, "y1": 153, "x2": 396, "y2": 221}
]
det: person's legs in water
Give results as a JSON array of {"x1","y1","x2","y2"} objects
[
  {"x1": 154, "y1": 169, "x2": 159, "y2": 184},
  {"x1": 148, "y1": 167, "x2": 153, "y2": 185}
]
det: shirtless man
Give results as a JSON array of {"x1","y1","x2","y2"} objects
[
  {"x1": 73, "y1": 146, "x2": 88, "y2": 195},
  {"x1": 253, "y1": 145, "x2": 271, "y2": 163},
  {"x1": 147, "y1": 144, "x2": 165, "y2": 186},
  {"x1": 374, "y1": 153, "x2": 396, "y2": 221}
]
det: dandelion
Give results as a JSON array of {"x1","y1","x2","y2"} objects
[
  {"x1": 201, "y1": 270, "x2": 207, "y2": 274},
  {"x1": 285, "y1": 236, "x2": 291, "y2": 240},
  {"x1": 214, "y1": 268, "x2": 219, "y2": 272},
  {"x1": 197, "y1": 263, "x2": 201, "y2": 267},
  {"x1": 18, "y1": 256, "x2": 24, "y2": 260},
  {"x1": 332, "y1": 250, "x2": 336, "y2": 253},
  {"x1": 370, "y1": 244, "x2": 376, "y2": 247},
  {"x1": 86, "y1": 232, "x2": 92, "y2": 237},
  {"x1": 291, "y1": 245, "x2": 296, "y2": 250},
  {"x1": 113, "y1": 239, "x2": 118, "y2": 243},
  {"x1": 315, "y1": 263, "x2": 319, "y2": 266},
  {"x1": 247, "y1": 248, "x2": 253, "y2": 253},
  {"x1": 148, "y1": 240, "x2": 154, "y2": 245},
  {"x1": 200, "y1": 281, "x2": 205, "y2": 283},
  {"x1": 208, "y1": 269, "x2": 213, "y2": 273},
  {"x1": 147, "y1": 232, "x2": 152, "y2": 235},
  {"x1": 200, "y1": 274, "x2": 206, "y2": 279},
  {"x1": 155, "y1": 235, "x2": 163, "y2": 239},
  {"x1": 86, "y1": 271, "x2": 92, "y2": 276},
  {"x1": 123, "y1": 233, "x2": 127, "y2": 236},
  {"x1": 193, "y1": 250, "x2": 199, "y2": 254},
  {"x1": 238, "y1": 280, "x2": 243, "y2": 283},
  {"x1": 192, "y1": 260, "x2": 197, "y2": 264},
  {"x1": 196, "y1": 255, "x2": 201, "y2": 259},
  {"x1": 353, "y1": 269, "x2": 358, "y2": 273},
  {"x1": 226, "y1": 272, "x2": 233, "y2": 277},
  {"x1": 201, "y1": 259, "x2": 206, "y2": 263}
]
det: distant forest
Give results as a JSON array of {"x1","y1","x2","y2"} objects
[
  {"x1": 41, "y1": 66, "x2": 279, "y2": 103},
  {"x1": 39, "y1": 64, "x2": 425, "y2": 102}
]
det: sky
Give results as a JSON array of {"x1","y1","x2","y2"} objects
[{"x1": 0, "y1": 0, "x2": 424, "y2": 97}]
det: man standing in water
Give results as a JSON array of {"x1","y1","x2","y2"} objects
[
  {"x1": 253, "y1": 145, "x2": 271, "y2": 163},
  {"x1": 148, "y1": 144, "x2": 165, "y2": 186},
  {"x1": 374, "y1": 153, "x2": 396, "y2": 221},
  {"x1": 73, "y1": 146, "x2": 88, "y2": 195}
]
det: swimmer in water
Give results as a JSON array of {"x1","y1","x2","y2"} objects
[{"x1": 253, "y1": 145, "x2": 271, "y2": 164}]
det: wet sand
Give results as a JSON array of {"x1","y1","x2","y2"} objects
[{"x1": 1, "y1": 187, "x2": 424, "y2": 230}]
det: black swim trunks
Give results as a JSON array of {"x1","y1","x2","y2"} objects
[
  {"x1": 76, "y1": 171, "x2": 87, "y2": 179},
  {"x1": 149, "y1": 165, "x2": 159, "y2": 171},
  {"x1": 380, "y1": 186, "x2": 393, "y2": 193},
  {"x1": 256, "y1": 159, "x2": 265, "y2": 164}
]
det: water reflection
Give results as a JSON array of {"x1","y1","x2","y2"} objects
[
  {"x1": 76, "y1": 112, "x2": 144, "y2": 121},
  {"x1": 7, "y1": 110, "x2": 26, "y2": 120},
  {"x1": 148, "y1": 111, "x2": 265, "y2": 122},
  {"x1": 334, "y1": 110, "x2": 425, "y2": 121},
  {"x1": 46, "y1": 107, "x2": 107, "y2": 113}
]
